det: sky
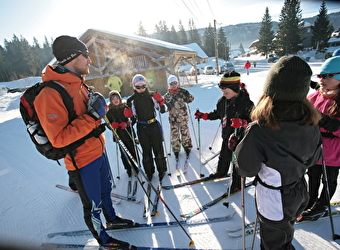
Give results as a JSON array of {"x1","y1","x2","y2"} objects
[{"x1": 0, "y1": 0, "x2": 340, "y2": 47}]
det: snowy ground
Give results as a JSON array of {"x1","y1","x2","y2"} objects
[{"x1": 1, "y1": 56, "x2": 340, "y2": 250}]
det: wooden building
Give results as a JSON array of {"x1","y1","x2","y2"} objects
[{"x1": 77, "y1": 29, "x2": 197, "y2": 97}]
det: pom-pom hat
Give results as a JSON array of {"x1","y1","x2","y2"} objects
[
  {"x1": 52, "y1": 35, "x2": 88, "y2": 65},
  {"x1": 263, "y1": 56, "x2": 312, "y2": 101},
  {"x1": 319, "y1": 56, "x2": 340, "y2": 81}
]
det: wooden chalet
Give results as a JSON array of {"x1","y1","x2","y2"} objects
[{"x1": 77, "y1": 29, "x2": 198, "y2": 97}]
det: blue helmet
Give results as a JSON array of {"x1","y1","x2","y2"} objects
[
  {"x1": 333, "y1": 49, "x2": 340, "y2": 57},
  {"x1": 320, "y1": 56, "x2": 340, "y2": 81}
]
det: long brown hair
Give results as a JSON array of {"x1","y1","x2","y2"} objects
[{"x1": 251, "y1": 94, "x2": 321, "y2": 130}]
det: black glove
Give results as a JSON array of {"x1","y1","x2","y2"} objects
[
  {"x1": 319, "y1": 113, "x2": 340, "y2": 132},
  {"x1": 86, "y1": 92, "x2": 107, "y2": 120},
  {"x1": 92, "y1": 124, "x2": 106, "y2": 138},
  {"x1": 310, "y1": 80, "x2": 320, "y2": 90},
  {"x1": 228, "y1": 133, "x2": 240, "y2": 151}
]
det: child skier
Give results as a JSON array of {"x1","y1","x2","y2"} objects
[
  {"x1": 125, "y1": 74, "x2": 168, "y2": 181},
  {"x1": 164, "y1": 75, "x2": 194, "y2": 160},
  {"x1": 234, "y1": 56, "x2": 322, "y2": 250},
  {"x1": 194, "y1": 70, "x2": 254, "y2": 192}
]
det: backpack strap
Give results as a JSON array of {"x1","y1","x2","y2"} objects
[{"x1": 41, "y1": 81, "x2": 77, "y2": 122}]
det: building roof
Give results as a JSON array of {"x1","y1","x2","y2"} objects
[{"x1": 181, "y1": 43, "x2": 208, "y2": 59}]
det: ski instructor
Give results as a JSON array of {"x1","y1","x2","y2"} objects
[{"x1": 34, "y1": 35, "x2": 137, "y2": 249}]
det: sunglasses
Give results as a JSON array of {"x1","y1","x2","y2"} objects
[
  {"x1": 62, "y1": 49, "x2": 90, "y2": 59},
  {"x1": 170, "y1": 81, "x2": 178, "y2": 85},
  {"x1": 135, "y1": 85, "x2": 146, "y2": 89},
  {"x1": 110, "y1": 96, "x2": 120, "y2": 100},
  {"x1": 317, "y1": 73, "x2": 340, "y2": 79},
  {"x1": 218, "y1": 85, "x2": 228, "y2": 90}
]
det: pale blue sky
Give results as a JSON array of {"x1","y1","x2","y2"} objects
[{"x1": 0, "y1": 0, "x2": 339, "y2": 47}]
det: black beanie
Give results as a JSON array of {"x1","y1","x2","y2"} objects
[
  {"x1": 52, "y1": 35, "x2": 88, "y2": 65},
  {"x1": 263, "y1": 56, "x2": 312, "y2": 101},
  {"x1": 219, "y1": 70, "x2": 241, "y2": 93}
]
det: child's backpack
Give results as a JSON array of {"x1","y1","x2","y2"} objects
[{"x1": 20, "y1": 81, "x2": 78, "y2": 161}]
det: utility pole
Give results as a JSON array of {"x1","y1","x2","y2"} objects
[{"x1": 214, "y1": 19, "x2": 219, "y2": 76}]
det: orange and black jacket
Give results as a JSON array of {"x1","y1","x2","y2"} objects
[{"x1": 34, "y1": 65, "x2": 105, "y2": 170}]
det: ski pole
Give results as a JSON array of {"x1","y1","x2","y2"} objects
[
  {"x1": 103, "y1": 116, "x2": 195, "y2": 247},
  {"x1": 187, "y1": 104, "x2": 199, "y2": 150},
  {"x1": 104, "y1": 149, "x2": 116, "y2": 188},
  {"x1": 115, "y1": 141, "x2": 120, "y2": 179},
  {"x1": 197, "y1": 109, "x2": 204, "y2": 177},
  {"x1": 321, "y1": 145, "x2": 340, "y2": 240},
  {"x1": 209, "y1": 122, "x2": 221, "y2": 150},
  {"x1": 241, "y1": 175, "x2": 246, "y2": 250},
  {"x1": 250, "y1": 215, "x2": 258, "y2": 250}
]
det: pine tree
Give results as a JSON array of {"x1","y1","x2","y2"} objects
[
  {"x1": 239, "y1": 43, "x2": 246, "y2": 54},
  {"x1": 136, "y1": 21, "x2": 148, "y2": 37},
  {"x1": 311, "y1": 0, "x2": 334, "y2": 52},
  {"x1": 203, "y1": 23, "x2": 215, "y2": 57},
  {"x1": 217, "y1": 27, "x2": 229, "y2": 60},
  {"x1": 169, "y1": 25, "x2": 180, "y2": 44},
  {"x1": 275, "y1": 0, "x2": 304, "y2": 56},
  {"x1": 188, "y1": 19, "x2": 202, "y2": 47},
  {"x1": 178, "y1": 20, "x2": 188, "y2": 44},
  {"x1": 257, "y1": 7, "x2": 275, "y2": 58}
]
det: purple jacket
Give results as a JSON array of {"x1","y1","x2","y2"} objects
[{"x1": 308, "y1": 91, "x2": 340, "y2": 167}]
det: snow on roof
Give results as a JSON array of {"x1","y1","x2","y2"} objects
[
  {"x1": 81, "y1": 29, "x2": 197, "y2": 54},
  {"x1": 181, "y1": 43, "x2": 208, "y2": 59}
]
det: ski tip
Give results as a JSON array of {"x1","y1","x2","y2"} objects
[{"x1": 188, "y1": 240, "x2": 195, "y2": 247}]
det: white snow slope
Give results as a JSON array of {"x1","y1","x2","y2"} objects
[{"x1": 1, "y1": 55, "x2": 340, "y2": 250}]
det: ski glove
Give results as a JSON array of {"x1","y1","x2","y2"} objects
[
  {"x1": 194, "y1": 111, "x2": 209, "y2": 120},
  {"x1": 230, "y1": 118, "x2": 248, "y2": 129},
  {"x1": 123, "y1": 108, "x2": 134, "y2": 118},
  {"x1": 153, "y1": 93, "x2": 165, "y2": 106},
  {"x1": 119, "y1": 121, "x2": 130, "y2": 129},
  {"x1": 93, "y1": 124, "x2": 106, "y2": 138},
  {"x1": 228, "y1": 133, "x2": 239, "y2": 151},
  {"x1": 319, "y1": 113, "x2": 340, "y2": 132},
  {"x1": 86, "y1": 92, "x2": 107, "y2": 120},
  {"x1": 111, "y1": 122, "x2": 120, "y2": 129}
]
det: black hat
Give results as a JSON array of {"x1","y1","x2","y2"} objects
[
  {"x1": 52, "y1": 35, "x2": 88, "y2": 65},
  {"x1": 263, "y1": 56, "x2": 312, "y2": 101},
  {"x1": 219, "y1": 70, "x2": 241, "y2": 93}
]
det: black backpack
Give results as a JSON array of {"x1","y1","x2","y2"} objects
[{"x1": 20, "y1": 81, "x2": 84, "y2": 162}]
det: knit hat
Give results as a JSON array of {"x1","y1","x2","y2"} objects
[
  {"x1": 219, "y1": 70, "x2": 241, "y2": 93},
  {"x1": 109, "y1": 90, "x2": 122, "y2": 100},
  {"x1": 52, "y1": 35, "x2": 88, "y2": 65},
  {"x1": 167, "y1": 75, "x2": 178, "y2": 84},
  {"x1": 263, "y1": 56, "x2": 312, "y2": 101},
  {"x1": 132, "y1": 74, "x2": 147, "y2": 86},
  {"x1": 320, "y1": 56, "x2": 340, "y2": 81}
]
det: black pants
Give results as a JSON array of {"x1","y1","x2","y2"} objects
[
  {"x1": 307, "y1": 164, "x2": 340, "y2": 207},
  {"x1": 257, "y1": 179, "x2": 308, "y2": 250},
  {"x1": 137, "y1": 121, "x2": 167, "y2": 176}
]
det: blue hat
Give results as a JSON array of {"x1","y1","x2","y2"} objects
[
  {"x1": 320, "y1": 56, "x2": 340, "y2": 81},
  {"x1": 333, "y1": 49, "x2": 340, "y2": 57}
]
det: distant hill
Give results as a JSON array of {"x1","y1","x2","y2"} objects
[{"x1": 199, "y1": 11, "x2": 340, "y2": 50}]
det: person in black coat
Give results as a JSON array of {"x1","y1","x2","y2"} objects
[
  {"x1": 106, "y1": 90, "x2": 138, "y2": 177},
  {"x1": 195, "y1": 70, "x2": 254, "y2": 192},
  {"x1": 124, "y1": 74, "x2": 168, "y2": 181}
]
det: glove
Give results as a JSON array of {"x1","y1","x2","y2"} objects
[
  {"x1": 230, "y1": 118, "x2": 248, "y2": 129},
  {"x1": 194, "y1": 111, "x2": 209, "y2": 120},
  {"x1": 119, "y1": 121, "x2": 130, "y2": 129},
  {"x1": 123, "y1": 108, "x2": 133, "y2": 118},
  {"x1": 319, "y1": 113, "x2": 340, "y2": 132},
  {"x1": 92, "y1": 124, "x2": 106, "y2": 138},
  {"x1": 111, "y1": 122, "x2": 120, "y2": 129},
  {"x1": 228, "y1": 133, "x2": 240, "y2": 151},
  {"x1": 86, "y1": 92, "x2": 107, "y2": 120},
  {"x1": 310, "y1": 80, "x2": 319, "y2": 90},
  {"x1": 153, "y1": 93, "x2": 165, "y2": 106}
]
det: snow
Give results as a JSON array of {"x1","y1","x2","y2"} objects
[{"x1": 1, "y1": 55, "x2": 340, "y2": 250}]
